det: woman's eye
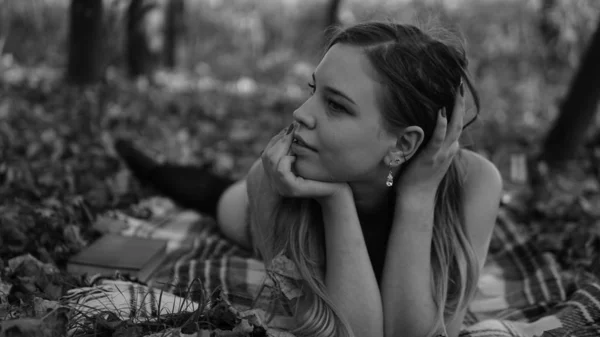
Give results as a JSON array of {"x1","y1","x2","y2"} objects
[
  {"x1": 306, "y1": 82, "x2": 347, "y2": 114},
  {"x1": 328, "y1": 100, "x2": 347, "y2": 113}
]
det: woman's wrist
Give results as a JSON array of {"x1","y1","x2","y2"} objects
[
  {"x1": 394, "y1": 189, "x2": 437, "y2": 233},
  {"x1": 396, "y1": 188, "x2": 436, "y2": 210},
  {"x1": 316, "y1": 183, "x2": 353, "y2": 209}
]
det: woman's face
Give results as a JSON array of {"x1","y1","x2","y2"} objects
[{"x1": 291, "y1": 43, "x2": 398, "y2": 183}]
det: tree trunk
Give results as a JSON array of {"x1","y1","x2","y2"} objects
[
  {"x1": 127, "y1": 0, "x2": 164, "y2": 78},
  {"x1": 541, "y1": 16, "x2": 600, "y2": 167},
  {"x1": 67, "y1": 0, "x2": 104, "y2": 85},
  {"x1": 326, "y1": 0, "x2": 342, "y2": 29},
  {"x1": 539, "y1": 0, "x2": 561, "y2": 67},
  {"x1": 539, "y1": 0, "x2": 559, "y2": 46},
  {"x1": 164, "y1": 0, "x2": 184, "y2": 68}
]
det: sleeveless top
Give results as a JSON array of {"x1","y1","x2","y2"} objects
[
  {"x1": 358, "y1": 193, "x2": 396, "y2": 286},
  {"x1": 247, "y1": 193, "x2": 397, "y2": 287}
]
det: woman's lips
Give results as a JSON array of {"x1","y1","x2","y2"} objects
[{"x1": 292, "y1": 134, "x2": 317, "y2": 151}]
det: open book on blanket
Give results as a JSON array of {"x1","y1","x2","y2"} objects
[
  {"x1": 67, "y1": 234, "x2": 169, "y2": 283},
  {"x1": 67, "y1": 197, "x2": 213, "y2": 282}
]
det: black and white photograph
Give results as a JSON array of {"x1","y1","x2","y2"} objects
[{"x1": 1, "y1": 0, "x2": 600, "y2": 336}]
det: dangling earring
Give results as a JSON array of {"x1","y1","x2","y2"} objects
[
  {"x1": 386, "y1": 158, "x2": 399, "y2": 187},
  {"x1": 386, "y1": 157, "x2": 403, "y2": 187},
  {"x1": 386, "y1": 165, "x2": 394, "y2": 187}
]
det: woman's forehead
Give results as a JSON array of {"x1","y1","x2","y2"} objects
[
  {"x1": 316, "y1": 44, "x2": 381, "y2": 84},
  {"x1": 315, "y1": 44, "x2": 382, "y2": 112}
]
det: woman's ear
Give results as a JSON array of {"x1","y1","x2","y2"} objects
[{"x1": 394, "y1": 126, "x2": 424, "y2": 162}]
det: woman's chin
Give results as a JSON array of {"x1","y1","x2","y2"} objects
[{"x1": 293, "y1": 161, "x2": 328, "y2": 182}]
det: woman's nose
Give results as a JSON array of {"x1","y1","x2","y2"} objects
[{"x1": 293, "y1": 102, "x2": 316, "y2": 129}]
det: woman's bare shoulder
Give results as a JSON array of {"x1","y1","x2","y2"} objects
[
  {"x1": 457, "y1": 149, "x2": 503, "y2": 267},
  {"x1": 458, "y1": 149, "x2": 503, "y2": 193}
]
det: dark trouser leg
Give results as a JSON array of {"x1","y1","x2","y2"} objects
[
  {"x1": 143, "y1": 164, "x2": 235, "y2": 217},
  {"x1": 115, "y1": 140, "x2": 234, "y2": 218}
]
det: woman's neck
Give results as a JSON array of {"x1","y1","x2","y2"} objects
[{"x1": 349, "y1": 180, "x2": 395, "y2": 219}]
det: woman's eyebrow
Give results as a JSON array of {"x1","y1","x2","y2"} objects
[{"x1": 312, "y1": 73, "x2": 357, "y2": 106}]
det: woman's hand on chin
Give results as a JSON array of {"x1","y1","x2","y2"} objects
[
  {"x1": 261, "y1": 123, "x2": 349, "y2": 202},
  {"x1": 397, "y1": 87, "x2": 465, "y2": 199}
]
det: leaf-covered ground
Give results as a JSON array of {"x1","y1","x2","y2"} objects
[
  {"x1": 0, "y1": 64, "x2": 308, "y2": 336},
  {"x1": 1, "y1": 0, "x2": 600, "y2": 335}
]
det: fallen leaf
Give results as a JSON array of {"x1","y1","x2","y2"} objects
[
  {"x1": 238, "y1": 310, "x2": 264, "y2": 328},
  {"x1": 231, "y1": 318, "x2": 253, "y2": 333},
  {"x1": 92, "y1": 214, "x2": 129, "y2": 234},
  {"x1": 268, "y1": 255, "x2": 302, "y2": 280},
  {"x1": 40, "y1": 307, "x2": 69, "y2": 336},
  {"x1": 113, "y1": 324, "x2": 143, "y2": 337},
  {"x1": 94, "y1": 311, "x2": 124, "y2": 331},
  {"x1": 33, "y1": 297, "x2": 58, "y2": 317},
  {"x1": 265, "y1": 254, "x2": 304, "y2": 301},
  {"x1": 0, "y1": 277, "x2": 12, "y2": 300},
  {"x1": 142, "y1": 328, "x2": 182, "y2": 337},
  {"x1": 107, "y1": 168, "x2": 132, "y2": 197},
  {"x1": 0, "y1": 307, "x2": 68, "y2": 337},
  {"x1": 63, "y1": 225, "x2": 87, "y2": 250}
]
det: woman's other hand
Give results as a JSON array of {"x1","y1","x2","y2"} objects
[
  {"x1": 396, "y1": 86, "x2": 465, "y2": 197},
  {"x1": 261, "y1": 123, "x2": 349, "y2": 202}
]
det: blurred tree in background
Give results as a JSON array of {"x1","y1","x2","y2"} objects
[
  {"x1": 165, "y1": 0, "x2": 185, "y2": 68},
  {"x1": 67, "y1": 0, "x2": 104, "y2": 84},
  {"x1": 539, "y1": 0, "x2": 560, "y2": 64},
  {"x1": 66, "y1": 0, "x2": 185, "y2": 81},
  {"x1": 326, "y1": 0, "x2": 342, "y2": 28},
  {"x1": 127, "y1": 0, "x2": 166, "y2": 78},
  {"x1": 541, "y1": 16, "x2": 600, "y2": 168}
]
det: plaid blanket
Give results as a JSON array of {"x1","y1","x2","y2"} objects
[{"x1": 62, "y1": 197, "x2": 600, "y2": 336}]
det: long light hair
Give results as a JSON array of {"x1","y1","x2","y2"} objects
[{"x1": 251, "y1": 21, "x2": 481, "y2": 337}]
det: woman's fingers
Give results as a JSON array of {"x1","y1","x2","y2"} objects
[
  {"x1": 276, "y1": 155, "x2": 298, "y2": 191},
  {"x1": 263, "y1": 124, "x2": 294, "y2": 171},
  {"x1": 445, "y1": 86, "x2": 465, "y2": 147},
  {"x1": 426, "y1": 108, "x2": 448, "y2": 155},
  {"x1": 266, "y1": 125, "x2": 294, "y2": 165},
  {"x1": 261, "y1": 123, "x2": 297, "y2": 194},
  {"x1": 265, "y1": 124, "x2": 291, "y2": 150},
  {"x1": 273, "y1": 155, "x2": 304, "y2": 196},
  {"x1": 278, "y1": 155, "x2": 332, "y2": 196}
]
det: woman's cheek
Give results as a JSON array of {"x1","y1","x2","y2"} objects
[{"x1": 293, "y1": 157, "x2": 332, "y2": 182}]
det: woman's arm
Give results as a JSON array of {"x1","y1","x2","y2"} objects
[
  {"x1": 381, "y1": 192, "x2": 438, "y2": 337},
  {"x1": 318, "y1": 187, "x2": 384, "y2": 337},
  {"x1": 381, "y1": 151, "x2": 502, "y2": 337},
  {"x1": 247, "y1": 159, "x2": 384, "y2": 336},
  {"x1": 215, "y1": 158, "x2": 278, "y2": 252},
  {"x1": 216, "y1": 179, "x2": 253, "y2": 250},
  {"x1": 245, "y1": 158, "x2": 282, "y2": 258},
  {"x1": 253, "y1": 125, "x2": 384, "y2": 335}
]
